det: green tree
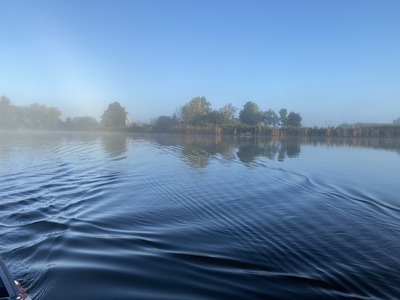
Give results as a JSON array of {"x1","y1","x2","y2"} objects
[
  {"x1": 0, "y1": 96, "x2": 17, "y2": 128},
  {"x1": 203, "y1": 110, "x2": 220, "y2": 125},
  {"x1": 218, "y1": 103, "x2": 238, "y2": 125},
  {"x1": 101, "y1": 102, "x2": 127, "y2": 127},
  {"x1": 204, "y1": 103, "x2": 238, "y2": 126},
  {"x1": 21, "y1": 103, "x2": 61, "y2": 129},
  {"x1": 239, "y1": 101, "x2": 263, "y2": 125},
  {"x1": 279, "y1": 108, "x2": 288, "y2": 127},
  {"x1": 263, "y1": 109, "x2": 279, "y2": 127},
  {"x1": 155, "y1": 115, "x2": 178, "y2": 128},
  {"x1": 26, "y1": 103, "x2": 45, "y2": 128},
  {"x1": 47, "y1": 106, "x2": 62, "y2": 128},
  {"x1": 286, "y1": 112, "x2": 302, "y2": 127},
  {"x1": 1, "y1": 97, "x2": 61, "y2": 129},
  {"x1": 181, "y1": 96, "x2": 212, "y2": 125}
]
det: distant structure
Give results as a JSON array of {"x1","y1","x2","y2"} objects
[
  {"x1": 125, "y1": 114, "x2": 132, "y2": 127},
  {"x1": 393, "y1": 117, "x2": 400, "y2": 125}
]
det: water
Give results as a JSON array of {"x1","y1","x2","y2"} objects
[{"x1": 1, "y1": 131, "x2": 400, "y2": 299}]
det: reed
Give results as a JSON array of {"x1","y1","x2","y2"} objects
[{"x1": 127, "y1": 124, "x2": 400, "y2": 138}]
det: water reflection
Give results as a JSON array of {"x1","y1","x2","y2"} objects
[
  {"x1": 1, "y1": 132, "x2": 399, "y2": 169},
  {"x1": 310, "y1": 137, "x2": 400, "y2": 150},
  {"x1": 150, "y1": 134, "x2": 235, "y2": 168},
  {"x1": 280, "y1": 139, "x2": 302, "y2": 160},
  {"x1": 146, "y1": 134, "x2": 400, "y2": 168},
  {"x1": 100, "y1": 133, "x2": 129, "y2": 158},
  {"x1": 236, "y1": 143, "x2": 261, "y2": 163},
  {"x1": 149, "y1": 135, "x2": 303, "y2": 166},
  {"x1": 2, "y1": 131, "x2": 400, "y2": 300},
  {"x1": 0, "y1": 131, "x2": 64, "y2": 157},
  {"x1": 235, "y1": 138, "x2": 301, "y2": 163}
]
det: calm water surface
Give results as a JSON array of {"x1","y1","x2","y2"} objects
[{"x1": 1, "y1": 132, "x2": 400, "y2": 299}]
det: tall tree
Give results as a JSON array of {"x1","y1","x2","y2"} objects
[
  {"x1": 47, "y1": 107, "x2": 62, "y2": 128},
  {"x1": 21, "y1": 103, "x2": 61, "y2": 129},
  {"x1": 206, "y1": 103, "x2": 238, "y2": 126},
  {"x1": 218, "y1": 103, "x2": 238, "y2": 125},
  {"x1": 180, "y1": 96, "x2": 212, "y2": 125},
  {"x1": 0, "y1": 96, "x2": 16, "y2": 128},
  {"x1": 286, "y1": 112, "x2": 302, "y2": 127},
  {"x1": 101, "y1": 102, "x2": 127, "y2": 127},
  {"x1": 239, "y1": 101, "x2": 263, "y2": 125},
  {"x1": 279, "y1": 108, "x2": 288, "y2": 127},
  {"x1": 263, "y1": 109, "x2": 279, "y2": 127}
]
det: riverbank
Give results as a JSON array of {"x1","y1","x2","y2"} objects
[
  {"x1": 129, "y1": 124, "x2": 400, "y2": 138},
  {"x1": 3, "y1": 124, "x2": 400, "y2": 138}
]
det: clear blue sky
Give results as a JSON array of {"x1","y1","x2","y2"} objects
[{"x1": 1, "y1": 0, "x2": 399, "y2": 126}]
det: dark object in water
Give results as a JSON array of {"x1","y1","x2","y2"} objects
[{"x1": 0, "y1": 256, "x2": 31, "y2": 300}]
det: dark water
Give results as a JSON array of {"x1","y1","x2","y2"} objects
[{"x1": 1, "y1": 132, "x2": 400, "y2": 299}]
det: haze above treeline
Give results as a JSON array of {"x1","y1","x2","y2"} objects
[
  {"x1": 1, "y1": 1, "x2": 399, "y2": 128},
  {"x1": 1, "y1": 95, "x2": 399, "y2": 132}
]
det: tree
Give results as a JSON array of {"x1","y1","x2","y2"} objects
[
  {"x1": 239, "y1": 101, "x2": 263, "y2": 125},
  {"x1": 21, "y1": 103, "x2": 61, "y2": 129},
  {"x1": 73, "y1": 116, "x2": 99, "y2": 129},
  {"x1": 101, "y1": 102, "x2": 127, "y2": 127},
  {"x1": 0, "y1": 96, "x2": 16, "y2": 128},
  {"x1": 204, "y1": 103, "x2": 238, "y2": 126},
  {"x1": 263, "y1": 109, "x2": 279, "y2": 127},
  {"x1": 155, "y1": 115, "x2": 178, "y2": 128},
  {"x1": 393, "y1": 117, "x2": 400, "y2": 125},
  {"x1": 47, "y1": 106, "x2": 62, "y2": 128},
  {"x1": 0, "y1": 97, "x2": 62, "y2": 129},
  {"x1": 218, "y1": 103, "x2": 238, "y2": 125},
  {"x1": 279, "y1": 108, "x2": 288, "y2": 127},
  {"x1": 180, "y1": 96, "x2": 212, "y2": 125},
  {"x1": 286, "y1": 112, "x2": 302, "y2": 127},
  {"x1": 203, "y1": 110, "x2": 220, "y2": 125}
]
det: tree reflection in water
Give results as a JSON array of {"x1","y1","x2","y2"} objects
[
  {"x1": 101, "y1": 133, "x2": 129, "y2": 158},
  {"x1": 149, "y1": 134, "x2": 303, "y2": 167},
  {"x1": 236, "y1": 137, "x2": 301, "y2": 163},
  {"x1": 99, "y1": 133, "x2": 400, "y2": 168}
]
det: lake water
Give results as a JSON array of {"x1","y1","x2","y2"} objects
[{"x1": 1, "y1": 131, "x2": 400, "y2": 299}]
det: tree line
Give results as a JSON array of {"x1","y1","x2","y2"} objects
[
  {"x1": 154, "y1": 97, "x2": 301, "y2": 128},
  {"x1": 0, "y1": 95, "x2": 301, "y2": 130},
  {"x1": 0, "y1": 96, "x2": 61, "y2": 129},
  {"x1": 2, "y1": 95, "x2": 399, "y2": 139},
  {"x1": 0, "y1": 96, "x2": 128, "y2": 130}
]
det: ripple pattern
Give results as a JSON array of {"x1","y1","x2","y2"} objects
[{"x1": 1, "y1": 132, "x2": 400, "y2": 299}]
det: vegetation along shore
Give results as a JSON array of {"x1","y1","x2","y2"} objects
[{"x1": 1, "y1": 95, "x2": 399, "y2": 138}]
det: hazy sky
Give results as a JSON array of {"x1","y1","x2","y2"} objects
[{"x1": 1, "y1": 0, "x2": 399, "y2": 126}]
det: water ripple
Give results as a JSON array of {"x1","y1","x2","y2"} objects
[{"x1": 1, "y1": 133, "x2": 400, "y2": 299}]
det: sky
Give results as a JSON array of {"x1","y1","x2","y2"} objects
[{"x1": 1, "y1": 0, "x2": 399, "y2": 126}]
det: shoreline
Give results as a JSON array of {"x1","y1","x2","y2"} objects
[{"x1": 2, "y1": 124, "x2": 400, "y2": 138}]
